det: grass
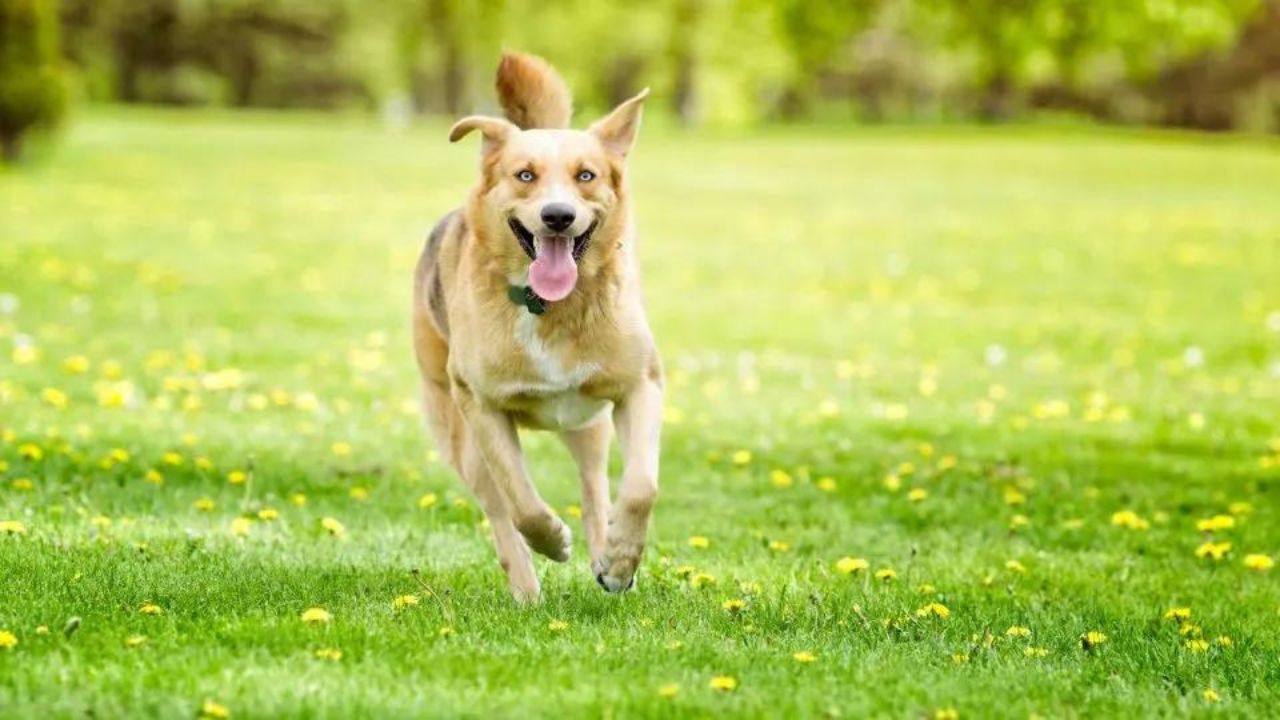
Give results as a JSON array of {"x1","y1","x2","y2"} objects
[{"x1": 1, "y1": 108, "x2": 1279, "y2": 718}]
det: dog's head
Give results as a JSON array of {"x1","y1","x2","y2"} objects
[{"x1": 450, "y1": 88, "x2": 648, "y2": 302}]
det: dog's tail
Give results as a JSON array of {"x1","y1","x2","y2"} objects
[{"x1": 496, "y1": 52, "x2": 572, "y2": 130}]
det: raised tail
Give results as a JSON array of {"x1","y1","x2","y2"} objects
[{"x1": 496, "y1": 52, "x2": 573, "y2": 130}]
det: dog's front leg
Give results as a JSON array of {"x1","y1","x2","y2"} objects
[
  {"x1": 595, "y1": 375, "x2": 662, "y2": 592},
  {"x1": 452, "y1": 381, "x2": 573, "y2": 564}
]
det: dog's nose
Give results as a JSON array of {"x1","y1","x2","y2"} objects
[{"x1": 540, "y1": 203, "x2": 576, "y2": 233}]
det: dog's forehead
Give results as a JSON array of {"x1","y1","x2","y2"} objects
[{"x1": 508, "y1": 128, "x2": 601, "y2": 163}]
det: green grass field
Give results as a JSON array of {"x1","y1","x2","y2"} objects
[{"x1": 2, "y1": 109, "x2": 1279, "y2": 718}]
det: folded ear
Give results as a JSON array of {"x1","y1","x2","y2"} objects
[
  {"x1": 448, "y1": 116, "x2": 518, "y2": 154},
  {"x1": 589, "y1": 88, "x2": 649, "y2": 158}
]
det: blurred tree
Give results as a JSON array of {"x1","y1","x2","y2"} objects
[{"x1": 0, "y1": 0, "x2": 68, "y2": 161}]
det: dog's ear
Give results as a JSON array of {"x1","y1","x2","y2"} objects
[
  {"x1": 449, "y1": 116, "x2": 518, "y2": 155},
  {"x1": 590, "y1": 88, "x2": 649, "y2": 158}
]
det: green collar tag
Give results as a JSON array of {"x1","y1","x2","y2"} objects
[{"x1": 507, "y1": 284, "x2": 546, "y2": 315}]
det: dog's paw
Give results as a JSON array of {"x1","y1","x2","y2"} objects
[{"x1": 516, "y1": 510, "x2": 572, "y2": 562}]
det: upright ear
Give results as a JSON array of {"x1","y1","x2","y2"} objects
[
  {"x1": 448, "y1": 115, "x2": 518, "y2": 155},
  {"x1": 589, "y1": 88, "x2": 650, "y2": 158}
]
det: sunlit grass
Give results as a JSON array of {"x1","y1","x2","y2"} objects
[{"x1": 1, "y1": 108, "x2": 1279, "y2": 717}]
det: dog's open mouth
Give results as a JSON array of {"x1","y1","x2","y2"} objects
[{"x1": 508, "y1": 217, "x2": 597, "y2": 302}]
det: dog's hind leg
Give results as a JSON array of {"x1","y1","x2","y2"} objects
[{"x1": 560, "y1": 415, "x2": 612, "y2": 567}]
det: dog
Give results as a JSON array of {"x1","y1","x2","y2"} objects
[{"x1": 412, "y1": 52, "x2": 662, "y2": 602}]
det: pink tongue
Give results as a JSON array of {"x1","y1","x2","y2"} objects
[{"x1": 528, "y1": 237, "x2": 578, "y2": 302}]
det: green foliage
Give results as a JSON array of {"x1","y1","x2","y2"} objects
[{"x1": 0, "y1": 0, "x2": 67, "y2": 161}]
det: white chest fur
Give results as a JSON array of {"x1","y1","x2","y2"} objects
[{"x1": 492, "y1": 313, "x2": 610, "y2": 430}]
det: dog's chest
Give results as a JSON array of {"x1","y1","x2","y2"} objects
[{"x1": 489, "y1": 313, "x2": 610, "y2": 430}]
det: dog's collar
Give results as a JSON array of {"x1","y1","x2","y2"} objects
[{"x1": 507, "y1": 284, "x2": 546, "y2": 315}]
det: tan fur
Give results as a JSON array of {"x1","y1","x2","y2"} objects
[{"x1": 414, "y1": 52, "x2": 661, "y2": 602}]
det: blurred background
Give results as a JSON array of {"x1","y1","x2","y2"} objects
[{"x1": 4, "y1": 0, "x2": 1280, "y2": 160}]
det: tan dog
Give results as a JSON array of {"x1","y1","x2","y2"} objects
[{"x1": 412, "y1": 52, "x2": 662, "y2": 602}]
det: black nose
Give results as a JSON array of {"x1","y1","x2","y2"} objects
[{"x1": 540, "y1": 203, "x2": 575, "y2": 233}]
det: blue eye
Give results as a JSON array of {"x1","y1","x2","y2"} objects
[
  {"x1": 516, "y1": 170, "x2": 536, "y2": 183},
  {"x1": 577, "y1": 169, "x2": 596, "y2": 182}
]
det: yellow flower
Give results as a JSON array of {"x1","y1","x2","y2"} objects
[
  {"x1": 934, "y1": 709, "x2": 960, "y2": 720},
  {"x1": 875, "y1": 568, "x2": 897, "y2": 581},
  {"x1": 816, "y1": 476, "x2": 837, "y2": 492},
  {"x1": 0, "y1": 520, "x2": 27, "y2": 535},
  {"x1": 1244, "y1": 553, "x2": 1274, "y2": 571},
  {"x1": 8, "y1": 478, "x2": 29, "y2": 491},
  {"x1": 140, "y1": 603, "x2": 163, "y2": 615},
  {"x1": 792, "y1": 650, "x2": 816, "y2": 663},
  {"x1": 564, "y1": 503, "x2": 582, "y2": 518},
  {"x1": 722, "y1": 599, "x2": 746, "y2": 612},
  {"x1": 767, "y1": 540, "x2": 790, "y2": 553},
  {"x1": 836, "y1": 557, "x2": 869, "y2": 575},
  {"x1": 674, "y1": 565, "x2": 697, "y2": 579},
  {"x1": 229, "y1": 518, "x2": 252, "y2": 537},
  {"x1": 199, "y1": 699, "x2": 230, "y2": 719},
  {"x1": 418, "y1": 493, "x2": 438, "y2": 509},
  {"x1": 392, "y1": 594, "x2": 420, "y2": 610},
  {"x1": 907, "y1": 487, "x2": 928, "y2": 502},
  {"x1": 162, "y1": 452, "x2": 183, "y2": 466},
  {"x1": 689, "y1": 572, "x2": 717, "y2": 589},
  {"x1": 1080, "y1": 631, "x2": 1107, "y2": 650},
  {"x1": 687, "y1": 535, "x2": 710, "y2": 549},
  {"x1": 145, "y1": 469, "x2": 164, "y2": 485},
  {"x1": 193, "y1": 498, "x2": 215, "y2": 512},
  {"x1": 1005, "y1": 559, "x2": 1027, "y2": 574},
  {"x1": 1185, "y1": 638, "x2": 1210, "y2": 653},
  {"x1": 1196, "y1": 515, "x2": 1235, "y2": 532},
  {"x1": 915, "y1": 603, "x2": 950, "y2": 619},
  {"x1": 1023, "y1": 646, "x2": 1049, "y2": 658},
  {"x1": 40, "y1": 388, "x2": 69, "y2": 409},
  {"x1": 314, "y1": 647, "x2": 343, "y2": 661},
  {"x1": 0, "y1": 630, "x2": 17, "y2": 649},
  {"x1": 1228, "y1": 501, "x2": 1253, "y2": 516},
  {"x1": 1005, "y1": 626, "x2": 1031, "y2": 638},
  {"x1": 438, "y1": 625, "x2": 455, "y2": 637},
  {"x1": 1203, "y1": 688, "x2": 1220, "y2": 703},
  {"x1": 301, "y1": 607, "x2": 331, "y2": 624},
  {"x1": 709, "y1": 675, "x2": 737, "y2": 692},
  {"x1": 290, "y1": 493, "x2": 307, "y2": 507},
  {"x1": 1163, "y1": 607, "x2": 1192, "y2": 622},
  {"x1": 1110, "y1": 510, "x2": 1149, "y2": 530},
  {"x1": 331, "y1": 441, "x2": 352, "y2": 457},
  {"x1": 321, "y1": 517, "x2": 346, "y2": 538},
  {"x1": 349, "y1": 486, "x2": 369, "y2": 500},
  {"x1": 226, "y1": 470, "x2": 247, "y2": 485},
  {"x1": 1179, "y1": 623, "x2": 1202, "y2": 637},
  {"x1": 769, "y1": 469, "x2": 793, "y2": 489},
  {"x1": 1195, "y1": 541, "x2": 1232, "y2": 560},
  {"x1": 125, "y1": 635, "x2": 147, "y2": 648},
  {"x1": 547, "y1": 619, "x2": 569, "y2": 632},
  {"x1": 1216, "y1": 635, "x2": 1233, "y2": 647},
  {"x1": 12, "y1": 345, "x2": 39, "y2": 364},
  {"x1": 1003, "y1": 487, "x2": 1026, "y2": 505},
  {"x1": 63, "y1": 355, "x2": 91, "y2": 374},
  {"x1": 658, "y1": 683, "x2": 680, "y2": 699},
  {"x1": 731, "y1": 450, "x2": 752, "y2": 466},
  {"x1": 18, "y1": 443, "x2": 43, "y2": 461},
  {"x1": 35, "y1": 626, "x2": 48, "y2": 635},
  {"x1": 882, "y1": 473, "x2": 902, "y2": 491},
  {"x1": 257, "y1": 508, "x2": 279, "y2": 521}
]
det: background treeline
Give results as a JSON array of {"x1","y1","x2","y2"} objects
[{"x1": 44, "y1": 0, "x2": 1280, "y2": 132}]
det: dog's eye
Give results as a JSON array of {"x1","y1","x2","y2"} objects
[
  {"x1": 515, "y1": 170, "x2": 536, "y2": 183},
  {"x1": 576, "y1": 169, "x2": 596, "y2": 183}
]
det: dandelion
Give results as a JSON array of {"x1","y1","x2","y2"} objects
[
  {"x1": 438, "y1": 625, "x2": 455, "y2": 637},
  {"x1": 547, "y1": 619, "x2": 569, "y2": 632},
  {"x1": 229, "y1": 518, "x2": 252, "y2": 537},
  {"x1": 7, "y1": 478, "x2": 28, "y2": 491},
  {"x1": 199, "y1": 699, "x2": 230, "y2": 719},
  {"x1": 40, "y1": 388, "x2": 69, "y2": 409},
  {"x1": 1195, "y1": 541, "x2": 1232, "y2": 560},
  {"x1": 709, "y1": 675, "x2": 737, "y2": 692},
  {"x1": 349, "y1": 486, "x2": 369, "y2": 500},
  {"x1": 257, "y1": 508, "x2": 279, "y2": 521},
  {"x1": 792, "y1": 650, "x2": 816, "y2": 663},
  {"x1": 934, "y1": 709, "x2": 959, "y2": 720},
  {"x1": 301, "y1": 607, "x2": 331, "y2": 624},
  {"x1": 951, "y1": 653, "x2": 970, "y2": 664},
  {"x1": 1196, "y1": 515, "x2": 1235, "y2": 532},
  {"x1": 1005, "y1": 626, "x2": 1031, "y2": 638},
  {"x1": 321, "y1": 517, "x2": 346, "y2": 538},
  {"x1": 1003, "y1": 487, "x2": 1026, "y2": 505},
  {"x1": 769, "y1": 469, "x2": 793, "y2": 489},
  {"x1": 1185, "y1": 639, "x2": 1210, "y2": 653},
  {"x1": 674, "y1": 565, "x2": 697, "y2": 579},
  {"x1": 35, "y1": 626, "x2": 48, "y2": 635},
  {"x1": 392, "y1": 594, "x2": 420, "y2": 610},
  {"x1": 18, "y1": 443, "x2": 43, "y2": 461},
  {"x1": 145, "y1": 469, "x2": 164, "y2": 485},
  {"x1": 331, "y1": 441, "x2": 352, "y2": 457},
  {"x1": 882, "y1": 474, "x2": 902, "y2": 491},
  {"x1": 418, "y1": 493, "x2": 438, "y2": 509},
  {"x1": 730, "y1": 450, "x2": 751, "y2": 466},
  {"x1": 1005, "y1": 559, "x2": 1027, "y2": 574},
  {"x1": 193, "y1": 498, "x2": 215, "y2": 512},
  {"x1": 1023, "y1": 646, "x2": 1049, "y2": 658},
  {"x1": 564, "y1": 504, "x2": 581, "y2": 519},
  {"x1": 290, "y1": 493, "x2": 307, "y2": 507},
  {"x1": 0, "y1": 630, "x2": 16, "y2": 649},
  {"x1": 1080, "y1": 631, "x2": 1107, "y2": 650},
  {"x1": 664, "y1": 640, "x2": 683, "y2": 650},
  {"x1": 162, "y1": 452, "x2": 183, "y2": 466},
  {"x1": 658, "y1": 683, "x2": 680, "y2": 698},
  {"x1": 1179, "y1": 623, "x2": 1202, "y2": 637},
  {"x1": 140, "y1": 603, "x2": 163, "y2": 615},
  {"x1": 1243, "y1": 553, "x2": 1274, "y2": 571},
  {"x1": 767, "y1": 540, "x2": 790, "y2": 553},
  {"x1": 226, "y1": 470, "x2": 247, "y2": 485},
  {"x1": 125, "y1": 635, "x2": 146, "y2": 648},
  {"x1": 687, "y1": 535, "x2": 710, "y2": 549},
  {"x1": 875, "y1": 567, "x2": 897, "y2": 581},
  {"x1": 314, "y1": 648, "x2": 343, "y2": 661},
  {"x1": 1216, "y1": 635, "x2": 1233, "y2": 647},
  {"x1": 689, "y1": 572, "x2": 717, "y2": 589},
  {"x1": 907, "y1": 487, "x2": 928, "y2": 502},
  {"x1": 1110, "y1": 510, "x2": 1149, "y2": 530},
  {"x1": 0, "y1": 520, "x2": 27, "y2": 535},
  {"x1": 1203, "y1": 688, "x2": 1220, "y2": 703},
  {"x1": 1164, "y1": 607, "x2": 1192, "y2": 622},
  {"x1": 915, "y1": 603, "x2": 950, "y2": 619},
  {"x1": 816, "y1": 476, "x2": 837, "y2": 492},
  {"x1": 722, "y1": 599, "x2": 746, "y2": 613},
  {"x1": 836, "y1": 557, "x2": 869, "y2": 575},
  {"x1": 1228, "y1": 501, "x2": 1253, "y2": 516}
]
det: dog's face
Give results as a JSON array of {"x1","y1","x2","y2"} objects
[{"x1": 450, "y1": 90, "x2": 648, "y2": 301}]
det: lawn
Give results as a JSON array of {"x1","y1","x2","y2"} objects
[{"x1": 2, "y1": 109, "x2": 1279, "y2": 718}]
